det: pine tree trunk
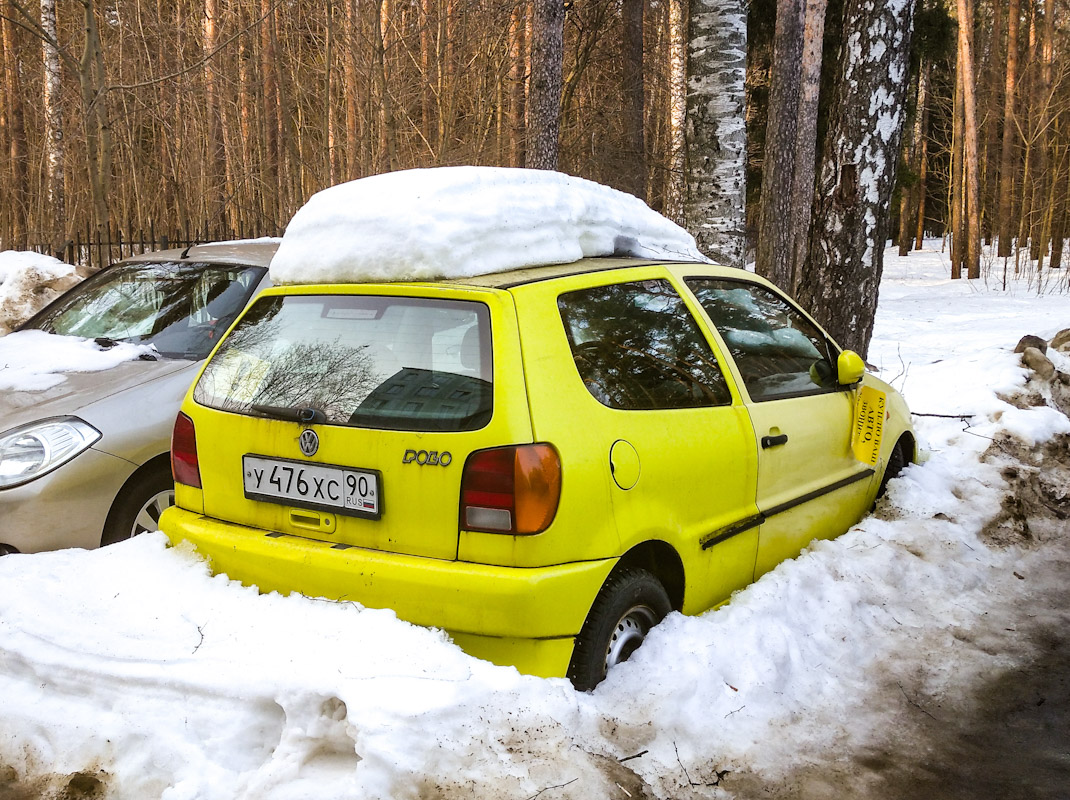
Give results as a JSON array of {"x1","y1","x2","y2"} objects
[
  {"x1": 344, "y1": 0, "x2": 361, "y2": 181},
  {"x1": 795, "y1": 0, "x2": 917, "y2": 359},
  {"x1": 756, "y1": 0, "x2": 804, "y2": 288},
  {"x1": 508, "y1": 2, "x2": 527, "y2": 168},
  {"x1": 621, "y1": 0, "x2": 646, "y2": 199},
  {"x1": 997, "y1": 0, "x2": 1020, "y2": 258},
  {"x1": 685, "y1": 0, "x2": 747, "y2": 267},
  {"x1": 957, "y1": 0, "x2": 980, "y2": 279},
  {"x1": 2, "y1": 6, "x2": 28, "y2": 246},
  {"x1": 260, "y1": 0, "x2": 280, "y2": 221},
  {"x1": 664, "y1": 0, "x2": 687, "y2": 224},
  {"x1": 526, "y1": 0, "x2": 563, "y2": 170},
  {"x1": 789, "y1": 0, "x2": 826, "y2": 291},
  {"x1": 40, "y1": 0, "x2": 65, "y2": 249},
  {"x1": 204, "y1": 0, "x2": 226, "y2": 224}
]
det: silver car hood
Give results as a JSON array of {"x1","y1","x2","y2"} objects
[{"x1": 0, "y1": 357, "x2": 198, "y2": 433}]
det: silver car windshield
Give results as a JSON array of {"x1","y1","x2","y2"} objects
[
  {"x1": 194, "y1": 294, "x2": 493, "y2": 432},
  {"x1": 23, "y1": 261, "x2": 265, "y2": 360}
]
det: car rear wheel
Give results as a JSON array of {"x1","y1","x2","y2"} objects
[
  {"x1": 101, "y1": 465, "x2": 175, "y2": 546},
  {"x1": 567, "y1": 568, "x2": 671, "y2": 691}
]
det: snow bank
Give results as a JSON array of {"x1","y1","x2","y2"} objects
[
  {"x1": 0, "y1": 250, "x2": 80, "y2": 335},
  {"x1": 269, "y1": 167, "x2": 706, "y2": 284},
  {"x1": 0, "y1": 330, "x2": 157, "y2": 391}
]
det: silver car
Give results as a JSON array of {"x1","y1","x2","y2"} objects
[{"x1": 0, "y1": 241, "x2": 276, "y2": 554}]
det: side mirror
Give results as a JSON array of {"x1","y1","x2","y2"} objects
[{"x1": 837, "y1": 350, "x2": 866, "y2": 386}]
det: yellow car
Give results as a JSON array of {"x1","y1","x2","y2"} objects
[{"x1": 162, "y1": 259, "x2": 914, "y2": 690}]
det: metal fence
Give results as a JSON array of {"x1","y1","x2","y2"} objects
[{"x1": 29, "y1": 221, "x2": 281, "y2": 272}]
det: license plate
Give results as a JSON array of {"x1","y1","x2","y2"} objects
[{"x1": 243, "y1": 455, "x2": 381, "y2": 519}]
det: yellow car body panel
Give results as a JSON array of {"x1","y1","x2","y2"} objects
[{"x1": 162, "y1": 258, "x2": 916, "y2": 682}]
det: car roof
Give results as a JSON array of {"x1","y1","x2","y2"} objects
[
  {"x1": 442, "y1": 257, "x2": 739, "y2": 289},
  {"x1": 120, "y1": 239, "x2": 280, "y2": 269}
]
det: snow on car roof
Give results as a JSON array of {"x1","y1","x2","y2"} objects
[{"x1": 269, "y1": 167, "x2": 708, "y2": 285}]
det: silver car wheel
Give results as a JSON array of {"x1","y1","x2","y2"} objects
[
  {"x1": 604, "y1": 603, "x2": 659, "y2": 672},
  {"x1": 132, "y1": 488, "x2": 175, "y2": 536}
]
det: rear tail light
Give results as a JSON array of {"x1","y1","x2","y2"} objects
[
  {"x1": 460, "y1": 444, "x2": 561, "y2": 534},
  {"x1": 171, "y1": 412, "x2": 201, "y2": 488}
]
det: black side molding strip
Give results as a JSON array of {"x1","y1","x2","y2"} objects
[{"x1": 700, "y1": 468, "x2": 876, "y2": 551}]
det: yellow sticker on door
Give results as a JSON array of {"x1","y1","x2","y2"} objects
[{"x1": 852, "y1": 385, "x2": 886, "y2": 466}]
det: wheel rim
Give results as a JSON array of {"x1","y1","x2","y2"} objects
[
  {"x1": 604, "y1": 604, "x2": 659, "y2": 672},
  {"x1": 131, "y1": 489, "x2": 176, "y2": 537}
]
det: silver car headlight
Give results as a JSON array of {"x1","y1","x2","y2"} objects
[{"x1": 0, "y1": 417, "x2": 102, "y2": 489}]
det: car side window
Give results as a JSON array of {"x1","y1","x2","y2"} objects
[
  {"x1": 557, "y1": 279, "x2": 732, "y2": 410},
  {"x1": 685, "y1": 278, "x2": 839, "y2": 401}
]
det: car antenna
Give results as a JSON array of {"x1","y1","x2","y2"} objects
[{"x1": 180, "y1": 242, "x2": 199, "y2": 260}]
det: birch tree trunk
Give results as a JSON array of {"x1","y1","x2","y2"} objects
[
  {"x1": 795, "y1": 0, "x2": 917, "y2": 359},
  {"x1": 526, "y1": 0, "x2": 563, "y2": 170},
  {"x1": 685, "y1": 0, "x2": 747, "y2": 267}
]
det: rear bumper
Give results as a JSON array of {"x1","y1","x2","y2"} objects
[{"x1": 161, "y1": 506, "x2": 616, "y2": 678}]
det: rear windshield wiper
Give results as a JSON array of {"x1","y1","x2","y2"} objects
[{"x1": 250, "y1": 404, "x2": 327, "y2": 424}]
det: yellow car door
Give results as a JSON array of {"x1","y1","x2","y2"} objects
[{"x1": 683, "y1": 276, "x2": 877, "y2": 578}]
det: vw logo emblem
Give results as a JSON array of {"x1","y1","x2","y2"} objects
[{"x1": 298, "y1": 429, "x2": 319, "y2": 457}]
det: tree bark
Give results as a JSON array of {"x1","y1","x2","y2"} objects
[
  {"x1": 526, "y1": 0, "x2": 563, "y2": 170},
  {"x1": 795, "y1": 0, "x2": 918, "y2": 359},
  {"x1": 260, "y1": 0, "x2": 279, "y2": 222},
  {"x1": 2, "y1": 5, "x2": 28, "y2": 246},
  {"x1": 685, "y1": 0, "x2": 747, "y2": 267},
  {"x1": 203, "y1": 0, "x2": 226, "y2": 223},
  {"x1": 664, "y1": 0, "x2": 687, "y2": 224},
  {"x1": 756, "y1": 0, "x2": 805, "y2": 288},
  {"x1": 508, "y1": 2, "x2": 528, "y2": 168},
  {"x1": 956, "y1": 0, "x2": 980, "y2": 279},
  {"x1": 40, "y1": 0, "x2": 65, "y2": 248},
  {"x1": 621, "y1": 0, "x2": 646, "y2": 199},
  {"x1": 789, "y1": 0, "x2": 826, "y2": 290}
]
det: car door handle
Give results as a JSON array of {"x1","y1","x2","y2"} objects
[{"x1": 761, "y1": 434, "x2": 789, "y2": 449}]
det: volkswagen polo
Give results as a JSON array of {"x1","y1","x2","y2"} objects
[{"x1": 161, "y1": 257, "x2": 914, "y2": 689}]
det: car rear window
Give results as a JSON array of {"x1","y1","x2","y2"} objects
[{"x1": 194, "y1": 294, "x2": 492, "y2": 432}]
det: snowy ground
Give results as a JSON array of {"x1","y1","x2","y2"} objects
[{"x1": 1, "y1": 241, "x2": 1069, "y2": 800}]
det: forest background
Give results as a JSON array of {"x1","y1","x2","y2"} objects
[{"x1": 0, "y1": 0, "x2": 1064, "y2": 358}]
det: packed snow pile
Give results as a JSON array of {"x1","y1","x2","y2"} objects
[
  {"x1": 270, "y1": 167, "x2": 707, "y2": 284},
  {"x1": 0, "y1": 250, "x2": 80, "y2": 335},
  {"x1": 0, "y1": 243, "x2": 1069, "y2": 799},
  {"x1": 0, "y1": 330, "x2": 157, "y2": 392}
]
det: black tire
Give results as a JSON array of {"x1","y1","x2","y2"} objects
[
  {"x1": 101, "y1": 465, "x2": 175, "y2": 547},
  {"x1": 567, "y1": 568, "x2": 672, "y2": 691},
  {"x1": 877, "y1": 437, "x2": 909, "y2": 498}
]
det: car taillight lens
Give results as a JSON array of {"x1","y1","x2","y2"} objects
[
  {"x1": 171, "y1": 412, "x2": 201, "y2": 488},
  {"x1": 460, "y1": 444, "x2": 561, "y2": 534}
]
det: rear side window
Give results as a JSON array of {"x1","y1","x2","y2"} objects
[
  {"x1": 194, "y1": 295, "x2": 492, "y2": 432},
  {"x1": 557, "y1": 279, "x2": 731, "y2": 410},
  {"x1": 685, "y1": 278, "x2": 839, "y2": 401}
]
